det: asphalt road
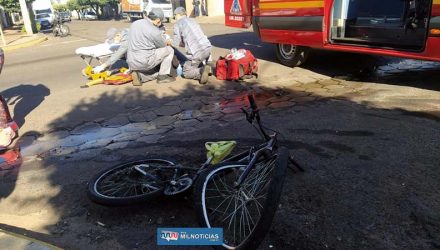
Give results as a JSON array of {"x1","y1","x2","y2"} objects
[
  {"x1": 0, "y1": 19, "x2": 439, "y2": 250},
  {"x1": 0, "y1": 20, "x2": 248, "y2": 134}
]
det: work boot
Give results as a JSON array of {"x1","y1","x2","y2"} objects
[
  {"x1": 131, "y1": 71, "x2": 142, "y2": 86},
  {"x1": 157, "y1": 75, "x2": 176, "y2": 84},
  {"x1": 199, "y1": 65, "x2": 211, "y2": 85}
]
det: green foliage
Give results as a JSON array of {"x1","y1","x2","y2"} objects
[
  {"x1": 22, "y1": 22, "x2": 41, "y2": 33},
  {"x1": 53, "y1": 3, "x2": 68, "y2": 12},
  {"x1": 66, "y1": 0, "x2": 118, "y2": 13},
  {"x1": 66, "y1": 0, "x2": 82, "y2": 11},
  {"x1": 0, "y1": 0, "x2": 35, "y2": 12}
]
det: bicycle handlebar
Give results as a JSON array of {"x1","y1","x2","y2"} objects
[{"x1": 245, "y1": 94, "x2": 271, "y2": 141}]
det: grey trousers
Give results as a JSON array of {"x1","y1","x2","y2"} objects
[
  {"x1": 182, "y1": 46, "x2": 211, "y2": 79},
  {"x1": 138, "y1": 46, "x2": 174, "y2": 82}
]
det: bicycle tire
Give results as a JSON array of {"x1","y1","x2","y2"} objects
[
  {"x1": 194, "y1": 147, "x2": 289, "y2": 250},
  {"x1": 87, "y1": 158, "x2": 177, "y2": 206},
  {"x1": 59, "y1": 25, "x2": 70, "y2": 37}
]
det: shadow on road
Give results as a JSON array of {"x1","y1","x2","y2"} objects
[
  {"x1": 209, "y1": 32, "x2": 440, "y2": 91},
  {"x1": 1, "y1": 84, "x2": 50, "y2": 128},
  {"x1": 0, "y1": 79, "x2": 439, "y2": 250},
  {"x1": 209, "y1": 32, "x2": 277, "y2": 62}
]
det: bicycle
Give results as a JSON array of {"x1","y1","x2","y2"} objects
[
  {"x1": 53, "y1": 16, "x2": 70, "y2": 37},
  {"x1": 87, "y1": 94, "x2": 304, "y2": 249}
]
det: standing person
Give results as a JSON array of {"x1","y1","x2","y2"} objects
[
  {"x1": 192, "y1": 0, "x2": 200, "y2": 17},
  {"x1": 201, "y1": 0, "x2": 208, "y2": 16},
  {"x1": 0, "y1": 96, "x2": 17, "y2": 149},
  {"x1": 127, "y1": 9, "x2": 175, "y2": 85},
  {"x1": 171, "y1": 7, "x2": 211, "y2": 84}
]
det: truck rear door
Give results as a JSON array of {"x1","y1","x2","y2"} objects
[{"x1": 225, "y1": 0, "x2": 253, "y2": 28}]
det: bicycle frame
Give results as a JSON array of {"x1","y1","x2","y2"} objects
[{"x1": 163, "y1": 94, "x2": 302, "y2": 188}]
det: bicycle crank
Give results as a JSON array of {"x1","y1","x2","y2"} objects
[{"x1": 164, "y1": 177, "x2": 193, "y2": 196}]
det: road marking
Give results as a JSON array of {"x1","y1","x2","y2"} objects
[
  {"x1": 60, "y1": 38, "x2": 87, "y2": 44},
  {"x1": 41, "y1": 38, "x2": 87, "y2": 46}
]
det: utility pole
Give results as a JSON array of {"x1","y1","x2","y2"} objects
[
  {"x1": 0, "y1": 17, "x2": 6, "y2": 45},
  {"x1": 19, "y1": 0, "x2": 34, "y2": 35}
]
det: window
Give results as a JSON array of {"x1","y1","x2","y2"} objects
[{"x1": 37, "y1": 14, "x2": 50, "y2": 18}]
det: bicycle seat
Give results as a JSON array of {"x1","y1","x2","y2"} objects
[{"x1": 205, "y1": 141, "x2": 237, "y2": 164}]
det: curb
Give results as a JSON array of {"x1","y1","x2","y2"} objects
[
  {"x1": 1, "y1": 36, "x2": 48, "y2": 52},
  {"x1": 0, "y1": 228, "x2": 62, "y2": 250}
]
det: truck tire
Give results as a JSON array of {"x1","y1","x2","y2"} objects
[{"x1": 275, "y1": 44, "x2": 310, "y2": 67}]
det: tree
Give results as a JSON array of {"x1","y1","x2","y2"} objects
[
  {"x1": 67, "y1": 0, "x2": 84, "y2": 19},
  {"x1": 100, "y1": 0, "x2": 119, "y2": 19},
  {"x1": 0, "y1": 0, "x2": 37, "y2": 33},
  {"x1": 0, "y1": 0, "x2": 35, "y2": 12},
  {"x1": 77, "y1": 0, "x2": 100, "y2": 17},
  {"x1": 66, "y1": 0, "x2": 120, "y2": 19},
  {"x1": 53, "y1": 3, "x2": 68, "y2": 12}
]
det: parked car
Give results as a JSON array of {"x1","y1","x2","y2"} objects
[
  {"x1": 83, "y1": 11, "x2": 98, "y2": 20},
  {"x1": 35, "y1": 13, "x2": 53, "y2": 29},
  {"x1": 59, "y1": 12, "x2": 71, "y2": 22}
]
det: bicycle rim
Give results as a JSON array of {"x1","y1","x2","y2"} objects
[
  {"x1": 93, "y1": 159, "x2": 175, "y2": 200},
  {"x1": 60, "y1": 25, "x2": 69, "y2": 36},
  {"x1": 201, "y1": 157, "x2": 277, "y2": 249}
]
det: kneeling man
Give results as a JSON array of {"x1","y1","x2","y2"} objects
[{"x1": 127, "y1": 9, "x2": 175, "y2": 85}]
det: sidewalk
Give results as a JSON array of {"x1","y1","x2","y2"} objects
[
  {"x1": 0, "y1": 229, "x2": 60, "y2": 250},
  {"x1": 0, "y1": 27, "x2": 48, "y2": 52}
]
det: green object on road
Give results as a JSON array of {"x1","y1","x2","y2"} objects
[{"x1": 205, "y1": 141, "x2": 237, "y2": 164}]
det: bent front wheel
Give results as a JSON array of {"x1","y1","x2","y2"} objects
[
  {"x1": 194, "y1": 147, "x2": 289, "y2": 249},
  {"x1": 87, "y1": 158, "x2": 177, "y2": 206}
]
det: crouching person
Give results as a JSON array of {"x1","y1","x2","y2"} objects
[
  {"x1": 171, "y1": 7, "x2": 211, "y2": 84},
  {"x1": 127, "y1": 9, "x2": 175, "y2": 85}
]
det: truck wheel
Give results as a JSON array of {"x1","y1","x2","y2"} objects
[{"x1": 275, "y1": 44, "x2": 309, "y2": 67}]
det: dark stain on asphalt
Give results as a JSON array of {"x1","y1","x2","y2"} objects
[
  {"x1": 284, "y1": 141, "x2": 333, "y2": 159},
  {"x1": 361, "y1": 112, "x2": 400, "y2": 121},
  {"x1": 399, "y1": 110, "x2": 440, "y2": 122},
  {"x1": 358, "y1": 155, "x2": 372, "y2": 161},
  {"x1": 318, "y1": 140, "x2": 356, "y2": 153},
  {"x1": 290, "y1": 129, "x2": 375, "y2": 137}
]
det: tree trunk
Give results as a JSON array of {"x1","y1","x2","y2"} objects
[
  {"x1": 91, "y1": 5, "x2": 99, "y2": 18},
  {"x1": 99, "y1": 6, "x2": 104, "y2": 19},
  {"x1": 26, "y1": 2, "x2": 38, "y2": 33}
]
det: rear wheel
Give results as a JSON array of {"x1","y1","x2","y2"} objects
[
  {"x1": 194, "y1": 147, "x2": 289, "y2": 249},
  {"x1": 59, "y1": 25, "x2": 70, "y2": 37},
  {"x1": 87, "y1": 158, "x2": 177, "y2": 206},
  {"x1": 275, "y1": 44, "x2": 309, "y2": 67}
]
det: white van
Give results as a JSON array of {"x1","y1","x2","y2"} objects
[{"x1": 144, "y1": 0, "x2": 173, "y2": 22}]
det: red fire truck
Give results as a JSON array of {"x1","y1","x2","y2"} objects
[{"x1": 225, "y1": 0, "x2": 440, "y2": 67}]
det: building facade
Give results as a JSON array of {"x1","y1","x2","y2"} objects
[{"x1": 184, "y1": 0, "x2": 224, "y2": 16}]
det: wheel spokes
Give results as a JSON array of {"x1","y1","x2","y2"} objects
[{"x1": 202, "y1": 160, "x2": 277, "y2": 248}]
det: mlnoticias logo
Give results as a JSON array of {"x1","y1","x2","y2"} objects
[
  {"x1": 160, "y1": 231, "x2": 179, "y2": 242},
  {"x1": 157, "y1": 228, "x2": 223, "y2": 245}
]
